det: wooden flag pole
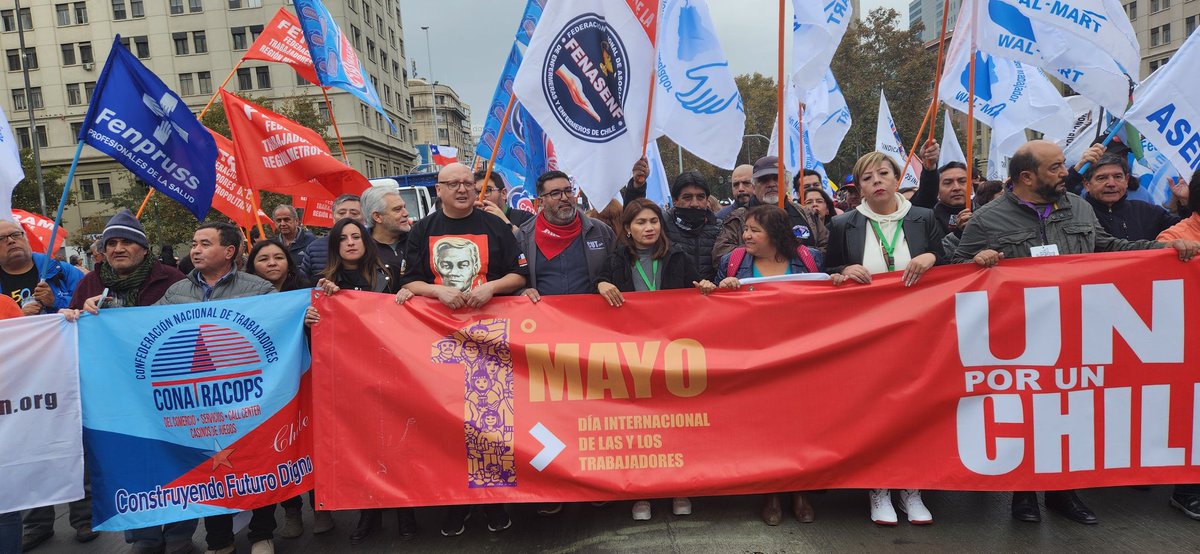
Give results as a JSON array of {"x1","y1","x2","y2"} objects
[
  {"x1": 478, "y1": 93, "x2": 518, "y2": 204},
  {"x1": 776, "y1": 0, "x2": 786, "y2": 209},
  {"x1": 321, "y1": 87, "x2": 349, "y2": 162}
]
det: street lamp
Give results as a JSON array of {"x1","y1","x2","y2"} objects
[{"x1": 421, "y1": 26, "x2": 439, "y2": 150}]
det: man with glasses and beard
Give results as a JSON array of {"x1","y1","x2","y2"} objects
[{"x1": 954, "y1": 140, "x2": 1200, "y2": 527}]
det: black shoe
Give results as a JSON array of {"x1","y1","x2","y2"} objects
[
  {"x1": 1045, "y1": 490, "x2": 1098, "y2": 525},
  {"x1": 482, "y1": 504, "x2": 511, "y2": 533},
  {"x1": 1011, "y1": 491, "x2": 1041, "y2": 522},
  {"x1": 74, "y1": 525, "x2": 99, "y2": 543},
  {"x1": 397, "y1": 507, "x2": 418, "y2": 541},
  {"x1": 440, "y1": 506, "x2": 471, "y2": 537},
  {"x1": 349, "y1": 509, "x2": 383, "y2": 544},
  {"x1": 1170, "y1": 495, "x2": 1200, "y2": 520},
  {"x1": 20, "y1": 532, "x2": 53, "y2": 552}
]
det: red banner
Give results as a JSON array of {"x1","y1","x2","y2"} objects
[
  {"x1": 312, "y1": 251, "x2": 1200, "y2": 508},
  {"x1": 221, "y1": 91, "x2": 368, "y2": 200},
  {"x1": 209, "y1": 130, "x2": 273, "y2": 231},
  {"x1": 243, "y1": 8, "x2": 320, "y2": 86}
]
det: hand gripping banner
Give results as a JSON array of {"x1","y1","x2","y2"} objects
[
  {"x1": 80, "y1": 291, "x2": 313, "y2": 531},
  {"x1": 313, "y1": 251, "x2": 1200, "y2": 508}
]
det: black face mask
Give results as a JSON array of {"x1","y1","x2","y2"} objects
[{"x1": 674, "y1": 207, "x2": 710, "y2": 229}]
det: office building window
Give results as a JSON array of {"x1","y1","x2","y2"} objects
[
  {"x1": 112, "y1": 0, "x2": 126, "y2": 20},
  {"x1": 198, "y1": 71, "x2": 212, "y2": 94},
  {"x1": 130, "y1": 0, "x2": 144, "y2": 18},
  {"x1": 237, "y1": 67, "x2": 252, "y2": 90},
  {"x1": 62, "y1": 44, "x2": 77, "y2": 65},
  {"x1": 1187, "y1": 15, "x2": 1197, "y2": 37},
  {"x1": 14, "y1": 126, "x2": 48, "y2": 149},
  {"x1": 56, "y1": 4, "x2": 71, "y2": 26},
  {"x1": 190, "y1": 0, "x2": 203, "y2": 12},
  {"x1": 231, "y1": 27, "x2": 247, "y2": 50},
  {"x1": 70, "y1": 121, "x2": 82, "y2": 138},
  {"x1": 98, "y1": 178, "x2": 112, "y2": 199},
  {"x1": 74, "y1": 2, "x2": 88, "y2": 23},
  {"x1": 179, "y1": 73, "x2": 195, "y2": 96},
  {"x1": 1127, "y1": 1, "x2": 1137, "y2": 19},
  {"x1": 84, "y1": 80, "x2": 95, "y2": 99},
  {"x1": 367, "y1": 39, "x2": 376, "y2": 62},
  {"x1": 317, "y1": 101, "x2": 329, "y2": 123},
  {"x1": 79, "y1": 178, "x2": 95, "y2": 201},
  {"x1": 67, "y1": 83, "x2": 82, "y2": 105},
  {"x1": 365, "y1": 159, "x2": 375, "y2": 178},
  {"x1": 173, "y1": 32, "x2": 189, "y2": 55},
  {"x1": 79, "y1": 43, "x2": 93, "y2": 64},
  {"x1": 119, "y1": 36, "x2": 149, "y2": 58},
  {"x1": 351, "y1": 26, "x2": 361, "y2": 49},
  {"x1": 170, "y1": 0, "x2": 184, "y2": 14},
  {"x1": 228, "y1": 0, "x2": 262, "y2": 8},
  {"x1": 5, "y1": 48, "x2": 36, "y2": 71},
  {"x1": 1, "y1": 8, "x2": 32, "y2": 32},
  {"x1": 193, "y1": 31, "x2": 207, "y2": 53},
  {"x1": 255, "y1": 66, "x2": 271, "y2": 89}
]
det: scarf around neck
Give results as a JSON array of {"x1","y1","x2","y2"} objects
[
  {"x1": 534, "y1": 211, "x2": 582, "y2": 261},
  {"x1": 99, "y1": 255, "x2": 154, "y2": 307}
]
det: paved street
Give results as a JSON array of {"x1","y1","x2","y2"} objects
[{"x1": 26, "y1": 486, "x2": 1199, "y2": 553}]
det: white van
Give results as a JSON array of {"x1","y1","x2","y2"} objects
[{"x1": 368, "y1": 178, "x2": 435, "y2": 221}]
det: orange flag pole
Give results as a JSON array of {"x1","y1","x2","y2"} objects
[
  {"x1": 899, "y1": 100, "x2": 936, "y2": 181},
  {"x1": 639, "y1": 16, "x2": 660, "y2": 157},
  {"x1": 134, "y1": 187, "x2": 155, "y2": 218},
  {"x1": 926, "y1": 0, "x2": 954, "y2": 144},
  {"x1": 776, "y1": 0, "x2": 786, "y2": 209},
  {"x1": 320, "y1": 87, "x2": 349, "y2": 163},
  {"x1": 478, "y1": 94, "x2": 518, "y2": 204}
]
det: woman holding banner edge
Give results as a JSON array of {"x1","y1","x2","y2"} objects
[
  {"x1": 594, "y1": 198, "x2": 714, "y2": 520},
  {"x1": 826, "y1": 151, "x2": 946, "y2": 525}
]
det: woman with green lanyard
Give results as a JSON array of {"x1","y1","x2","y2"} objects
[
  {"x1": 594, "y1": 198, "x2": 713, "y2": 520},
  {"x1": 825, "y1": 151, "x2": 947, "y2": 525}
]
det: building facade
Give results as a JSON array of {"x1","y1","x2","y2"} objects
[
  {"x1": 908, "y1": 0, "x2": 962, "y2": 43},
  {"x1": 1123, "y1": 0, "x2": 1199, "y2": 75},
  {"x1": 0, "y1": 0, "x2": 417, "y2": 232},
  {"x1": 407, "y1": 77, "x2": 472, "y2": 167}
]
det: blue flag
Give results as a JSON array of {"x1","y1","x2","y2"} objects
[
  {"x1": 294, "y1": 0, "x2": 396, "y2": 132},
  {"x1": 515, "y1": 0, "x2": 546, "y2": 46},
  {"x1": 79, "y1": 291, "x2": 313, "y2": 531},
  {"x1": 80, "y1": 37, "x2": 217, "y2": 220}
]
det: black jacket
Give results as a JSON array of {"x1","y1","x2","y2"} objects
[
  {"x1": 662, "y1": 207, "x2": 721, "y2": 282},
  {"x1": 1084, "y1": 194, "x2": 1179, "y2": 241},
  {"x1": 596, "y1": 245, "x2": 700, "y2": 292},
  {"x1": 911, "y1": 167, "x2": 963, "y2": 236},
  {"x1": 824, "y1": 206, "x2": 947, "y2": 274}
]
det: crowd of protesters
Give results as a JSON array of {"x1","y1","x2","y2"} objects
[{"x1": 3, "y1": 135, "x2": 1200, "y2": 554}]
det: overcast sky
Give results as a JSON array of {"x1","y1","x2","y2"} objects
[{"x1": 400, "y1": 0, "x2": 911, "y2": 129}]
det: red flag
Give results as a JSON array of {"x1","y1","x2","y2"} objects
[
  {"x1": 11, "y1": 209, "x2": 66, "y2": 254},
  {"x1": 242, "y1": 8, "x2": 320, "y2": 86},
  {"x1": 209, "y1": 130, "x2": 274, "y2": 231},
  {"x1": 221, "y1": 90, "x2": 369, "y2": 199},
  {"x1": 296, "y1": 193, "x2": 334, "y2": 228}
]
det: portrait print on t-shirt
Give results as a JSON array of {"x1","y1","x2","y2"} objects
[{"x1": 431, "y1": 234, "x2": 490, "y2": 292}]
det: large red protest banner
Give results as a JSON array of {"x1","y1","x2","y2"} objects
[{"x1": 312, "y1": 250, "x2": 1200, "y2": 508}]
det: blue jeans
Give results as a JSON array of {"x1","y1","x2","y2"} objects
[
  {"x1": 0, "y1": 512, "x2": 21, "y2": 554},
  {"x1": 124, "y1": 519, "x2": 197, "y2": 549}
]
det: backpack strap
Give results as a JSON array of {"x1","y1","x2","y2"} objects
[
  {"x1": 794, "y1": 245, "x2": 818, "y2": 274},
  {"x1": 725, "y1": 247, "x2": 747, "y2": 279}
]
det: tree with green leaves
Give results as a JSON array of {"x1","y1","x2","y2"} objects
[{"x1": 9, "y1": 148, "x2": 70, "y2": 217}]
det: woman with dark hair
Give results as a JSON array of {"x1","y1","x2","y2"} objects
[
  {"x1": 825, "y1": 151, "x2": 945, "y2": 526},
  {"x1": 710, "y1": 203, "x2": 822, "y2": 527},
  {"x1": 313, "y1": 219, "x2": 410, "y2": 542},
  {"x1": 316, "y1": 218, "x2": 400, "y2": 295},
  {"x1": 1158, "y1": 171, "x2": 1200, "y2": 241},
  {"x1": 594, "y1": 198, "x2": 713, "y2": 521},
  {"x1": 715, "y1": 204, "x2": 823, "y2": 286},
  {"x1": 803, "y1": 187, "x2": 837, "y2": 227},
  {"x1": 247, "y1": 239, "x2": 312, "y2": 292}
]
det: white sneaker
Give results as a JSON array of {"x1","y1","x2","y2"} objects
[
  {"x1": 869, "y1": 489, "x2": 897, "y2": 525},
  {"x1": 898, "y1": 489, "x2": 933, "y2": 524},
  {"x1": 632, "y1": 500, "x2": 652, "y2": 521},
  {"x1": 250, "y1": 540, "x2": 274, "y2": 554},
  {"x1": 672, "y1": 497, "x2": 692, "y2": 516}
]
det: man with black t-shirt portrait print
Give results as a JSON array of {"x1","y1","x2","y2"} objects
[{"x1": 397, "y1": 162, "x2": 528, "y2": 309}]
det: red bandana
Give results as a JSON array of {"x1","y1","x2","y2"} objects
[{"x1": 534, "y1": 211, "x2": 582, "y2": 261}]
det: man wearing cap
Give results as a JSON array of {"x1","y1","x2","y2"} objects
[
  {"x1": 58, "y1": 209, "x2": 190, "y2": 553},
  {"x1": 664, "y1": 171, "x2": 722, "y2": 281},
  {"x1": 67, "y1": 209, "x2": 186, "y2": 312},
  {"x1": 835, "y1": 175, "x2": 862, "y2": 211},
  {"x1": 712, "y1": 156, "x2": 828, "y2": 266},
  {"x1": 717, "y1": 164, "x2": 756, "y2": 219}
]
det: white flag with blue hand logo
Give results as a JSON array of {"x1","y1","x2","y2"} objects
[
  {"x1": 939, "y1": 111, "x2": 966, "y2": 167},
  {"x1": 939, "y1": 4, "x2": 1072, "y2": 158},
  {"x1": 769, "y1": 70, "x2": 850, "y2": 181},
  {"x1": 790, "y1": 0, "x2": 853, "y2": 90},
  {"x1": 652, "y1": 0, "x2": 744, "y2": 169},
  {"x1": 875, "y1": 91, "x2": 921, "y2": 190},
  {"x1": 973, "y1": 0, "x2": 1138, "y2": 115}
]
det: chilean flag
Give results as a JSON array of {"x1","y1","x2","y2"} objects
[{"x1": 430, "y1": 144, "x2": 459, "y2": 167}]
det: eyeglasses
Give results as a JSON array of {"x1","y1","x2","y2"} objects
[
  {"x1": 0, "y1": 231, "x2": 25, "y2": 242},
  {"x1": 437, "y1": 180, "x2": 474, "y2": 191},
  {"x1": 541, "y1": 187, "x2": 577, "y2": 201}
]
